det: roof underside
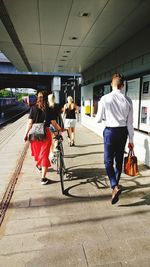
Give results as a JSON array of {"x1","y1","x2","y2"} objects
[{"x1": 0, "y1": 0, "x2": 150, "y2": 74}]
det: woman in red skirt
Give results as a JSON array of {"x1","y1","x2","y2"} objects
[{"x1": 24, "y1": 91, "x2": 52, "y2": 185}]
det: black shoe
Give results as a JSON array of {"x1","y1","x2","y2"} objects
[
  {"x1": 67, "y1": 136, "x2": 70, "y2": 144},
  {"x1": 111, "y1": 189, "x2": 121, "y2": 205},
  {"x1": 41, "y1": 178, "x2": 48, "y2": 185},
  {"x1": 70, "y1": 141, "x2": 75, "y2": 147}
]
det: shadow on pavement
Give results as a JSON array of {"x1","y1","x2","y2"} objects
[
  {"x1": 75, "y1": 143, "x2": 103, "y2": 148},
  {"x1": 119, "y1": 194, "x2": 150, "y2": 207},
  {"x1": 64, "y1": 151, "x2": 103, "y2": 158}
]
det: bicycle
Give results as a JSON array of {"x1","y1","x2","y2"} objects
[{"x1": 53, "y1": 131, "x2": 66, "y2": 194}]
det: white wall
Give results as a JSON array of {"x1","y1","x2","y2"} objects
[
  {"x1": 81, "y1": 114, "x2": 150, "y2": 167},
  {"x1": 132, "y1": 131, "x2": 150, "y2": 167},
  {"x1": 81, "y1": 85, "x2": 150, "y2": 167},
  {"x1": 51, "y1": 77, "x2": 61, "y2": 103},
  {"x1": 81, "y1": 84, "x2": 93, "y2": 103}
]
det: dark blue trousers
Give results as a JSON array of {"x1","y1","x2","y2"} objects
[{"x1": 103, "y1": 127, "x2": 128, "y2": 189}]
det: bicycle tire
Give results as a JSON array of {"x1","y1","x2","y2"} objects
[
  {"x1": 56, "y1": 151, "x2": 60, "y2": 174},
  {"x1": 59, "y1": 141, "x2": 64, "y2": 157},
  {"x1": 59, "y1": 152, "x2": 65, "y2": 194}
]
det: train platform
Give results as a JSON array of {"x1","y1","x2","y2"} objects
[{"x1": 0, "y1": 115, "x2": 150, "y2": 267}]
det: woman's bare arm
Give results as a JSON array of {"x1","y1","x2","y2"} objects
[{"x1": 24, "y1": 119, "x2": 33, "y2": 141}]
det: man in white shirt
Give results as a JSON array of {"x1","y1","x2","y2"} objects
[{"x1": 96, "y1": 73, "x2": 134, "y2": 204}]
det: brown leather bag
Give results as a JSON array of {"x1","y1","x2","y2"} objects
[{"x1": 124, "y1": 149, "x2": 139, "y2": 176}]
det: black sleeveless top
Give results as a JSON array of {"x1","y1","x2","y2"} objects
[
  {"x1": 29, "y1": 106, "x2": 45, "y2": 123},
  {"x1": 65, "y1": 107, "x2": 76, "y2": 119},
  {"x1": 45, "y1": 104, "x2": 61, "y2": 127}
]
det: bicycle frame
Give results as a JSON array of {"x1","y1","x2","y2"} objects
[{"x1": 54, "y1": 133, "x2": 66, "y2": 194}]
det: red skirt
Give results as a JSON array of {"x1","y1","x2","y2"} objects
[{"x1": 30, "y1": 128, "x2": 52, "y2": 168}]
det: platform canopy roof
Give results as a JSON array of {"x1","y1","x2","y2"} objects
[{"x1": 0, "y1": 0, "x2": 150, "y2": 74}]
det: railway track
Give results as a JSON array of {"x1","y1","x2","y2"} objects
[
  {"x1": 0, "y1": 113, "x2": 29, "y2": 149},
  {"x1": 0, "y1": 103, "x2": 29, "y2": 127},
  {"x1": 0, "y1": 114, "x2": 29, "y2": 226}
]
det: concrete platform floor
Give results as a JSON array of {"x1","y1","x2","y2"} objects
[{"x1": 0, "y1": 120, "x2": 150, "y2": 267}]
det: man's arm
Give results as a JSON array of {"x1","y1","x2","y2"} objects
[
  {"x1": 24, "y1": 119, "x2": 33, "y2": 141},
  {"x1": 126, "y1": 100, "x2": 134, "y2": 147},
  {"x1": 95, "y1": 99, "x2": 104, "y2": 123}
]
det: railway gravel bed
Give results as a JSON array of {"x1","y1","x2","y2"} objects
[{"x1": 0, "y1": 114, "x2": 29, "y2": 225}]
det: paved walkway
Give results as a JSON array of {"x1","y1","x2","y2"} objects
[{"x1": 0, "y1": 118, "x2": 150, "y2": 266}]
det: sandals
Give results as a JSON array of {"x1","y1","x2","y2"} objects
[
  {"x1": 36, "y1": 165, "x2": 42, "y2": 172},
  {"x1": 70, "y1": 141, "x2": 75, "y2": 147},
  {"x1": 111, "y1": 188, "x2": 121, "y2": 205}
]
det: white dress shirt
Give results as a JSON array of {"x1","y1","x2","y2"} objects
[{"x1": 95, "y1": 88, "x2": 134, "y2": 143}]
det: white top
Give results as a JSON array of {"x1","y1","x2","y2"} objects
[{"x1": 95, "y1": 88, "x2": 134, "y2": 143}]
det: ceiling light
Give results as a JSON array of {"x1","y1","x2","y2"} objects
[
  {"x1": 78, "y1": 12, "x2": 90, "y2": 17},
  {"x1": 65, "y1": 50, "x2": 71, "y2": 53},
  {"x1": 70, "y1": 36, "x2": 78, "y2": 40},
  {"x1": 62, "y1": 55, "x2": 68, "y2": 58}
]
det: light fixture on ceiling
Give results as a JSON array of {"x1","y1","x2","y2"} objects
[
  {"x1": 62, "y1": 55, "x2": 68, "y2": 58},
  {"x1": 69, "y1": 36, "x2": 78, "y2": 40},
  {"x1": 78, "y1": 12, "x2": 90, "y2": 17},
  {"x1": 65, "y1": 50, "x2": 71, "y2": 53}
]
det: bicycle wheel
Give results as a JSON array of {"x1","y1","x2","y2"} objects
[
  {"x1": 59, "y1": 152, "x2": 65, "y2": 194},
  {"x1": 59, "y1": 141, "x2": 64, "y2": 157},
  {"x1": 56, "y1": 151, "x2": 60, "y2": 174}
]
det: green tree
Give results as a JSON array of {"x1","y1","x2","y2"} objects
[{"x1": 0, "y1": 89, "x2": 12, "y2": 97}]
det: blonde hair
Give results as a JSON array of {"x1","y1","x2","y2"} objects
[
  {"x1": 48, "y1": 93, "x2": 55, "y2": 107},
  {"x1": 67, "y1": 96, "x2": 73, "y2": 104}
]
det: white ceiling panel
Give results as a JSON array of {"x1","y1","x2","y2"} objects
[
  {"x1": 56, "y1": 46, "x2": 78, "y2": 61},
  {"x1": 87, "y1": 46, "x2": 110, "y2": 61},
  {"x1": 43, "y1": 61, "x2": 58, "y2": 72},
  {"x1": 70, "y1": 47, "x2": 95, "y2": 63},
  {"x1": 1, "y1": 0, "x2": 150, "y2": 73},
  {"x1": 119, "y1": 1, "x2": 150, "y2": 34},
  {"x1": 61, "y1": 0, "x2": 108, "y2": 46},
  {"x1": 42, "y1": 45, "x2": 59, "y2": 61},
  {"x1": 0, "y1": 41, "x2": 28, "y2": 71},
  {"x1": 55, "y1": 59, "x2": 68, "y2": 67},
  {"x1": 66, "y1": 61, "x2": 82, "y2": 73},
  {"x1": 30, "y1": 62, "x2": 43, "y2": 72},
  {"x1": 82, "y1": 0, "x2": 142, "y2": 47},
  {"x1": 4, "y1": 0, "x2": 40, "y2": 43},
  {"x1": 98, "y1": 0, "x2": 150, "y2": 49},
  {"x1": 23, "y1": 44, "x2": 42, "y2": 62},
  {"x1": 39, "y1": 0, "x2": 73, "y2": 45},
  {"x1": 0, "y1": 20, "x2": 11, "y2": 42}
]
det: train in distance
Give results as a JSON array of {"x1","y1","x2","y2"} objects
[
  {"x1": 0, "y1": 97, "x2": 17, "y2": 108},
  {"x1": 22, "y1": 95, "x2": 36, "y2": 107}
]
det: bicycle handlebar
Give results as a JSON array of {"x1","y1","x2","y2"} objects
[{"x1": 53, "y1": 131, "x2": 63, "y2": 141}]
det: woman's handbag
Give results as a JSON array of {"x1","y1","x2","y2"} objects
[
  {"x1": 124, "y1": 149, "x2": 139, "y2": 176},
  {"x1": 28, "y1": 122, "x2": 46, "y2": 141}
]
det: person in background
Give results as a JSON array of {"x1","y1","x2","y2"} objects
[
  {"x1": 46, "y1": 93, "x2": 64, "y2": 158},
  {"x1": 24, "y1": 91, "x2": 52, "y2": 185},
  {"x1": 63, "y1": 96, "x2": 78, "y2": 146},
  {"x1": 95, "y1": 73, "x2": 134, "y2": 204}
]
